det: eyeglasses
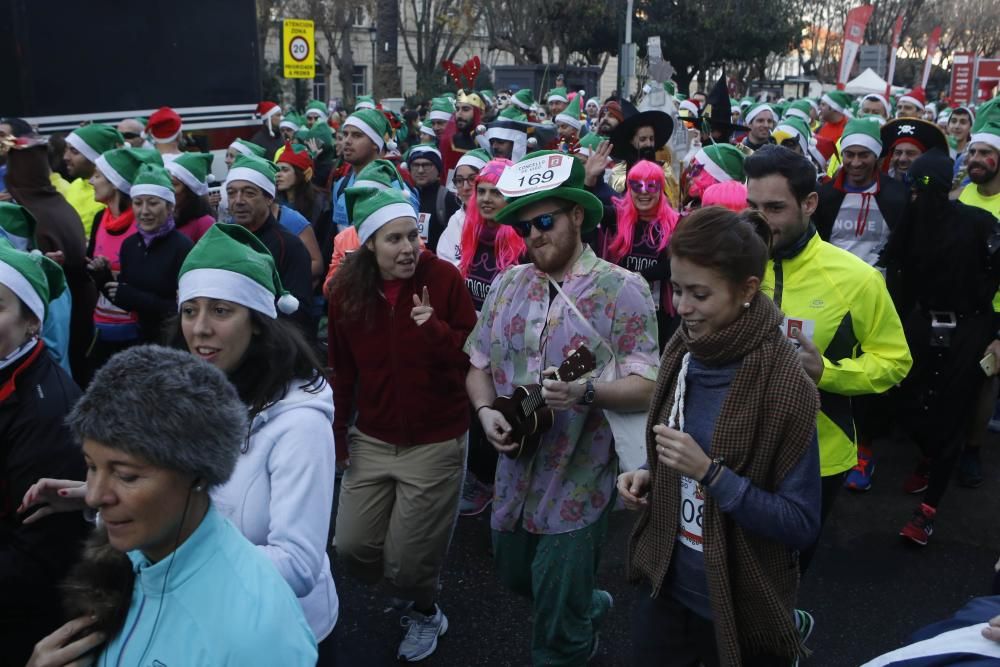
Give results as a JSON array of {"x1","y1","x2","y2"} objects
[
  {"x1": 121, "y1": 132, "x2": 141, "y2": 140},
  {"x1": 512, "y1": 206, "x2": 572, "y2": 238},
  {"x1": 453, "y1": 176, "x2": 476, "y2": 187},
  {"x1": 628, "y1": 179, "x2": 662, "y2": 194},
  {"x1": 410, "y1": 161, "x2": 436, "y2": 171}
]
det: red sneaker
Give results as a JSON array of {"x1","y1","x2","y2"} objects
[
  {"x1": 902, "y1": 458, "x2": 931, "y2": 494},
  {"x1": 899, "y1": 503, "x2": 936, "y2": 546}
]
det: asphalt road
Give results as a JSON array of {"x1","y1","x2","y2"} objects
[{"x1": 331, "y1": 433, "x2": 1000, "y2": 666}]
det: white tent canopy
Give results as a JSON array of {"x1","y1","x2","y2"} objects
[{"x1": 844, "y1": 68, "x2": 889, "y2": 95}]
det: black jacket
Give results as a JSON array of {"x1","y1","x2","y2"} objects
[
  {"x1": 0, "y1": 344, "x2": 88, "y2": 663},
  {"x1": 113, "y1": 229, "x2": 193, "y2": 343},
  {"x1": 416, "y1": 183, "x2": 461, "y2": 253},
  {"x1": 813, "y1": 171, "x2": 909, "y2": 244},
  {"x1": 252, "y1": 215, "x2": 315, "y2": 334}
]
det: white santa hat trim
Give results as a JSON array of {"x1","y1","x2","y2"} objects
[
  {"x1": 178, "y1": 268, "x2": 277, "y2": 319},
  {"x1": 150, "y1": 128, "x2": 182, "y2": 144},
  {"x1": 428, "y1": 110, "x2": 453, "y2": 122},
  {"x1": 486, "y1": 127, "x2": 525, "y2": 143},
  {"x1": 65, "y1": 132, "x2": 99, "y2": 164},
  {"x1": 224, "y1": 166, "x2": 276, "y2": 198},
  {"x1": 456, "y1": 152, "x2": 488, "y2": 171},
  {"x1": 343, "y1": 116, "x2": 385, "y2": 151},
  {"x1": 694, "y1": 148, "x2": 732, "y2": 183},
  {"x1": 821, "y1": 94, "x2": 847, "y2": 115},
  {"x1": 839, "y1": 132, "x2": 882, "y2": 156},
  {"x1": 745, "y1": 104, "x2": 775, "y2": 124},
  {"x1": 129, "y1": 183, "x2": 176, "y2": 204},
  {"x1": 555, "y1": 113, "x2": 582, "y2": 130},
  {"x1": 786, "y1": 108, "x2": 811, "y2": 122},
  {"x1": 970, "y1": 132, "x2": 1000, "y2": 153},
  {"x1": 357, "y1": 202, "x2": 417, "y2": 244},
  {"x1": 94, "y1": 154, "x2": 132, "y2": 195},
  {"x1": 863, "y1": 94, "x2": 891, "y2": 117},
  {"x1": 0, "y1": 260, "x2": 45, "y2": 325},
  {"x1": 898, "y1": 94, "x2": 925, "y2": 110},
  {"x1": 166, "y1": 161, "x2": 209, "y2": 197}
]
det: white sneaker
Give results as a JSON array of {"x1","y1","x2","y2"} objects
[{"x1": 397, "y1": 604, "x2": 448, "y2": 662}]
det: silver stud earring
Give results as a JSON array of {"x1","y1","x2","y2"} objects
[
  {"x1": 743, "y1": 302, "x2": 750, "y2": 309},
  {"x1": 194, "y1": 485, "x2": 204, "y2": 492}
]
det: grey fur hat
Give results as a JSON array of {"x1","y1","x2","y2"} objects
[{"x1": 68, "y1": 345, "x2": 247, "y2": 487}]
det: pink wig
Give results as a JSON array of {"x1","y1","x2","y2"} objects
[
  {"x1": 608, "y1": 160, "x2": 680, "y2": 263},
  {"x1": 459, "y1": 158, "x2": 524, "y2": 278},
  {"x1": 701, "y1": 180, "x2": 748, "y2": 213}
]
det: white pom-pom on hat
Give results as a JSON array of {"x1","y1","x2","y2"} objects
[{"x1": 277, "y1": 293, "x2": 299, "y2": 314}]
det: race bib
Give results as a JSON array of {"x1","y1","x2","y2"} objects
[
  {"x1": 416, "y1": 212, "x2": 431, "y2": 241},
  {"x1": 780, "y1": 316, "x2": 815, "y2": 349},
  {"x1": 678, "y1": 476, "x2": 704, "y2": 552},
  {"x1": 496, "y1": 153, "x2": 574, "y2": 197}
]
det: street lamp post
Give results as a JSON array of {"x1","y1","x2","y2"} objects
[{"x1": 368, "y1": 25, "x2": 377, "y2": 96}]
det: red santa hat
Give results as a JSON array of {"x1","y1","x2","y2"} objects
[
  {"x1": 898, "y1": 87, "x2": 927, "y2": 110},
  {"x1": 255, "y1": 101, "x2": 282, "y2": 137},
  {"x1": 145, "y1": 107, "x2": 183, "y2": 144}
]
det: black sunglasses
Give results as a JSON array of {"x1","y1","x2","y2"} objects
[
  {"x1": 512, "y1": 206, "x2": 573, "y2": 238},
  {"x1": 121, "y1": 132, "x2": 141, "y2": 140}
]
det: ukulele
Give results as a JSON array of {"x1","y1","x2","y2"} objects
[{"x1": 492, "y1": 346, "x2": 597, "y2": 460}]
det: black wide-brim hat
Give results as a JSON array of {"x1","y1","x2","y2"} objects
[
  {"x1": 609, "y1": 110, "x2": 674, "y2": 160},
  {"x1": 879, "y1": 118, "x2": 949, "y2": 158}
]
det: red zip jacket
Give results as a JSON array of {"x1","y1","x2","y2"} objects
[{"x1": 329, "y1": 250, "x2": 477, "y2": 460}]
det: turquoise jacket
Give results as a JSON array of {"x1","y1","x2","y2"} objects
[{"x1": 97, "y1": 505, "x2": 317, "y2": 665}]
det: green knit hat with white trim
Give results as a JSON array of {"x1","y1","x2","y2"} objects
[
  {"x1": 576, "y1": 132, "x2": 606, "y2": 157},
  {"x1": 344, "y1": 108, "x2": 392, "y2": 151},
  {"x1": 304, "y1": 99, "x2": 328, "y2": 121},
  {"x1": 229, "y1": 138, "x2": 267, "y2": 159},
  {"x1": 418, "y1": 122, "x2": 437, "y2": 140},
  {"x1": 970, "y1": 120, "x2": 1000, "y2": 153},
  {"x1": 821, "y1": 91, "x2": 853, "y2": 115},
  {"x1": 511, "y1": 89, "x2": 534, "y2": 112},
  {"x1": 694, "y1": 144, "x2": 745, "y2": 183},
  {"x1": 555, "y1": 95, "x2": 583, "y2": 130},
  {"x1": 65, "y1": 124, "x2": 124, "y2": 164},
  {"x1": 95, "y1": 148, "x2": 163, "y2": 195},
  {"x1": 279, "y1": 112, "x2": 305, "y2": 132},
  {"x1": 166, "y1": 152, "x2": 213, "y2": 196},
  {"x1": 784, "y1": 99, "x2": 813, "y2": 123},
  {"x1": 355, "y1": 95, "x2": 376, "y2": 111},
  {"x1": 224, "y1": 154, "x2": 278, "y2": 198},
  {"x1": 428, "y1": 97, "x2": 454, "y2": 123},
  {"x1": 130, "y1": 163, "x2": 176, "y2": 204},
  {"x1": 839, "y1": 118, "x2": 882, "y2": 155},
  {"x1": 345, "y1": 160, "x2": 412, "y2": 223},
  {"x1": 456, "y1": 148, "x2": 491, "y2": 172},
  {"x1": 0, "y1": 202, "x2": 37, "y2": 250},
  {"x1": 0, "y1": 238, "x2": 65, "y2": 324},
  {"x1": 177, "y1": 222, "x2": 298, "y2": 318},
  {"x1": 350, "y1": 188, "x2": 418, "y2": 244},
  {"x1": 499, "y1": 106, "x2": 528, "y2": 121},
  {"x1": 744, "y1": 102, "x2": 775, "y2": 124},
  {"x1": 546, "y1": 87, "x2": 569, "y2": 104},
  {"x1": 773, "y1": 117, "x2": 812, "y2": 154}
]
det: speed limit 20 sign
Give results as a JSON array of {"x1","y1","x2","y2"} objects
[{"x1": 283, "y1": 19, "x2": 315, "y2": 79}]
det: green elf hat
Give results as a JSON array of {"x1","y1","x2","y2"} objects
[
  {"x1": 455, "y1": 148, "x2": 491, "y2": 172},
  {"x1": 304, "y1": 99, "x2": 328, "y2": 121},
  {"x1": 224, "y1": 154, "x2": 278, "y2": 198},
  {"x1": 428, "y1": 97, "x2": 454, "y2": 123},
  {"x1": 784, "y1": 99, "x2": 814, "y2": 123},
  {"x1": 972, "y1": 98, "x2": 1000, "y2": 134},
  {"x1": 166, "y1": 152, "x2": 213, "y2": 196},
  {"x1": 970, "y1": 121, "x2": 1000, "y2": 153},
  {"x1": 555, "y1": 95, "x2": 584, "y2": 130},
  {"x1": 130, "y1": 163, "x2": 176, "y2": 204},
  {"x1": 772, "y1": 116, "x2": 812, "y2": 154},
  {"x1": 303, "y1": 121, "x2": 334, "y2": 151},
  {"x1": 65, "y1": 124, "x2": 124, "y2": 164},
  {"x1": 443, "y1": 92, "x2": 457, "y2": 102},
  {"x1": 229, "y1": 138, "x2": 267, "y2": 159},
  {"x1": 0, "y1": 202, "x2": 37, "y2": 250},
  {"x1": 511, "y1": 89, "x2": 534, "y2": 112},
  {"x1": 575, "y1": 132, "x2": 606, "y2": 157},
  {"x1": 840, "y1": 118, "x2": 883, "y2": 155},
  {"x1": 345, "y1": 159, "x2": 412, "y2": 221},
  {"x1": 95, "y1": 147, "x2": 163, "y2": 195},
  {"x1": 493, "y1": 150, "x2": 603, "y2": 233},
  {"x1": 499, "y1": 106, "x2": 528, "y2": 121},
  {"x1": 350, "y1": 188, "x2": 418, "y2": 244},
  {"x1": 744, "y1": 102, "x2": 776, "y2": 124},
  {"x1": 355, "y1": 95, "x2": 376, "y2": 111},
  {"x1": 344, "y1": 108, "x2": 392, "y2": 151},
  {"x1": 693, "y1": 144, "x2": 746, "y2": 183},
  {"x1": 178, "y1": 223, "x2": 298, "y2": 318},
  {"x1": 480, "y1": 90, "x2": 495, "y2": 108},
  {"x1": 821, "y1": 90, "x2": 853, "y2": 115},
  {"x1": 419, "y1": 122, "x2": 437, "y2": 141},
  {"x1": 0, "y1": 238, "x2": 65, "y2": 324},
  {"x1": 279, "y1": 112, "x2": 305, "y2": 132},
  {"x1": 546, "y1": 87, "x2": 569, "y2": 104}
]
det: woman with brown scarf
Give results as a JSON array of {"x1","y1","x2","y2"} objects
[{"x1": 620, "y1": 206, "x2": 821, "y2": 666}]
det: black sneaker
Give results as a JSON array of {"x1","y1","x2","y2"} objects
[{"x1": 959, "y1": 447, "x2": 984, "y2": 488}]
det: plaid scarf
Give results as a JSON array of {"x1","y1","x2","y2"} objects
[{"x1": 629, "y1": 292, "x2": 819, "y2": 665}]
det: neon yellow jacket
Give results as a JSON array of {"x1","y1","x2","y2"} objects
[
  {"x1": 51, "y1": 174, "x2": 104, "y2": 238},
  {"x1": 763, "y1": 231, "x2": 912, "y2": 476}
]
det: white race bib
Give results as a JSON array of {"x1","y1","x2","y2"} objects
[
  {"x1": 496, "y1": 153, "x2": 574, "y2": 197},
  {"x1": 780, "y1": 316, "x2": 815, "y2": 349},
  {"x1": 678, "y1": 476, "x2": 705, "y2": 552},
  {"x1": 416, "y1": 212, "x2": 431, "y2": 241}
]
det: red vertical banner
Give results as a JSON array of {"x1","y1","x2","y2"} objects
[
  {"x1": 950, "y1": 52, "x2": 976, "y2": 105},
  {"x1": 837, "y1": 5, "x2": 875, "y2": 89},
  {"x1": 885, "y1": 15, "x2": 903, "y2": 96},
  {"x1": 921, "y1": 26, "x2": 942, "y2": 88}
]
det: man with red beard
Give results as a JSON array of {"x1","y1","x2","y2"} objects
[
  {"x1": 466, "y1": 151, "x2": 658, "y2": 666},
  {"x1": 439, "y1": 90, "x2": 485, "y2": 185}
]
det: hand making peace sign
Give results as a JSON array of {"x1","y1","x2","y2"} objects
[{"x1": 411, "y1": 285, "x2": 434, "y2": 326}]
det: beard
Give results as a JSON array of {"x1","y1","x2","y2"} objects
[
  {"x1": 456, "y1": 116, "x2": 472, "y2": 132},
  {"x1": 968, "y1": 159, "x2": 1000, "y2": 185},
  {"x1": 637, "y1": 146, "x2": 657, "y2": 161},
  {"x1": 527, "y1": 227, "x2": 579, "y2": 274}
]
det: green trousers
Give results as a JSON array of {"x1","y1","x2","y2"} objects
[{"x1": 492, "y1": 508, "x2": 612, "y2": 666}]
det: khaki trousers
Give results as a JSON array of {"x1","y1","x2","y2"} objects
[{"x1": 335, "y1": 427, "x2": 466, "y2": 608}]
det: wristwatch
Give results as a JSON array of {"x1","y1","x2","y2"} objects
[{"x1": 581, "y1": 379, "x2": 596, "y2": 405}]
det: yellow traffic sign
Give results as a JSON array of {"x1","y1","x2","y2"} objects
[{"x1": 283, "y1": 19, "x2": 315, "y2": 79}]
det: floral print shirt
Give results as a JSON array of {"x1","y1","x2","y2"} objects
[{"x1": 465, "y1": 247, "x2": 659, "y2": 534}]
